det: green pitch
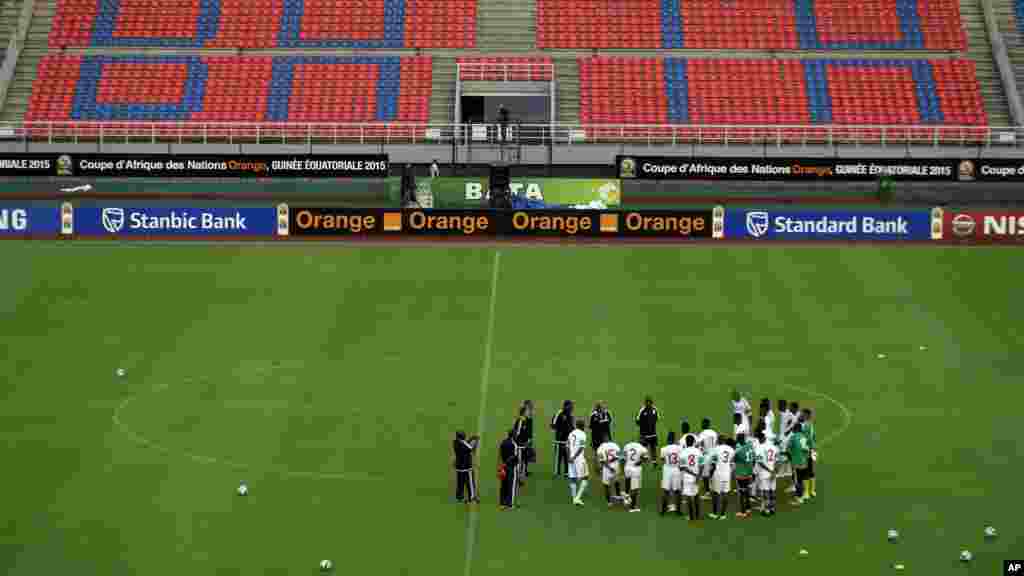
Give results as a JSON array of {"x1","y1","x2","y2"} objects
[{"x1": 0, "y1": 243, "x2": 1019, "y2": 575}]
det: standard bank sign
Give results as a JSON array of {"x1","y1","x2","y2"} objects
[
  {"x1": 727, "y1": 210, "x2": 931, "y2": 240},
  {"x1": 79, "y1": 206, "x2": 276, "y2": 236}
]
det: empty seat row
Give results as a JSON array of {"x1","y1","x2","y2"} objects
[
  {"x1": 49, "y1": 0, "x2": 475, "y2": 48},
  {"x1": 580, "y1": 57, "x2": 986, "y2": 127},
  {"x1": 538, "y1": 0, "x2": 966, "y2": 50},
  {"x1": 27, "y1": 55, "x2": 432, "y2": 124}
]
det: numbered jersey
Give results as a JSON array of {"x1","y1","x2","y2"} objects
[
  {"x1": 622, "y1": 442, "x2": 648, "y2": 467},
  {"x1": 756, "y1": 442, "x2": 778, "y2": 476},
  {"x1": 596, "y1": 442, "x2": 622, "y2": 469},
  {"x1": 711, "y1": 445, "x2": 735, "y2": 480},
  {"x1": 659, "y1": 444, "x2": 683, "y2": 468},
  {"x1": 697, "y1": 429, "x2": 719, "y2": 455},
  {"x1": 680, "y1": 447, "x2": 703, "y2": 478},
  {"x1": 567, "y1": 429, "x2": 587, "y2": 463}
]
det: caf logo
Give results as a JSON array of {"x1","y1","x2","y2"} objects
[
  {"x1": 619, "y1": 157, "x2": 636, "y2": 178},
  {"x1": 957, "y1": 160, "x2": 975, "y2": 181}
]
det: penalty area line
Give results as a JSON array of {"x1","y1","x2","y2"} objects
[{"x1": 464, "y1": 250, "x2": 501, "y2": 576}]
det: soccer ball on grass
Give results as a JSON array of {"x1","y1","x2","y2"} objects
[
  {"x1": 237, "y1": 483, "x2": 248, "y2": 496},
  {"x1": 320, "y1": 559, "x2": 333, "y2": 571},
  {"x1": 984, "y1": 526, "x2": 997, "y2": 539},
  {"x1": 887, "y1": 529, "x2": 899, "y2": 542},
  {"x1": 959, "y1": 550, "x2": 972, "y2": 563}
]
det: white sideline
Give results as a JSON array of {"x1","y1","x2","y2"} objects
[{"x1": 463, "y1": 249, "x2": 501, "y2": 576}]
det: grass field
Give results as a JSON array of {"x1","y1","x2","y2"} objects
[{"x1": 1, "y1": 242, "x2": 1020, "y2": 575}]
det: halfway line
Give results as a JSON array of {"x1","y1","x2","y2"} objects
[{"x1": 463, "y1": 250, "x2": 501, "y2": 576}]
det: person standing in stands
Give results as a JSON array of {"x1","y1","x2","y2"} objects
[{"x1": 497, "y1": 104, "x2": 510, "y2": 143}]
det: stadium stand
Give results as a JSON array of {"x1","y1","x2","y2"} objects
[
  {"x1": 48, "y1": 0, "x2": 476, "y2": 48},
  {"x1": 538, "y1": 0, "x2": 966, "y2": 50},
  {"x1": 26, "y1": 55, "x2": 432, "y2": 127},
  {"x1": 579, "y1": 57, "x2": 987, "y2": 141}
]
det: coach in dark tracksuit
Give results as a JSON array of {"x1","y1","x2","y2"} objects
[
  {"x1": 551, "y1": 400, "x2": 574, "y2": 478},
  {"x1": 499, "y1": 429, "x2": 520, "y2": 509},
  {"x1": 589, "y1": 401, "x2": 613, "y2": 458},
  {"x1": 636, "y1": 396, "x2": 659, "y2": 467},
  {"x1": 513, "y1": 401, "x2": 534, "y2": 479},
  {"x1": 453, "y1": 431, "x2": 480, "y2": 503}
]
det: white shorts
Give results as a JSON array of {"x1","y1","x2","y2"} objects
[
  {"x1": 712, "y1": 477, "x2": 731, "y2": 494},
  {"x1": 682, "y1": 477, "x2": 699, "y2": 497},
  {"x1": 569, "y1": 458, "x2": 588, "y2": 480},
  {"x1": 661, "y1": 469, "x2": 681, "y2": 492},
  {"x1": 624, "y1": 465, "x2": 642, "y2": 490},
  {"x1": 758, "y1": 475, "x2": 776, "y2": 492},
  {"x1": 601, "y1": 464, "x2": 621, "y2": 486}
]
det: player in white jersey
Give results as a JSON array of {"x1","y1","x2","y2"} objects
[
  {"x1": 696, "y1": 418, "x2": 719, "y2": 500},
  {"x1": 595, "y1": 434, "x2": 625, "y2": 508},
  {"x1": 708, "y1": 438, "x2": 736, "y2": 519},
  {"x1": 776, "y1": 399, "x2": 794, "y2": 481},
  {"x1": 679, "y1": 434, "x2": 703, "y2": 520},
  {"x1": 731, "y1": 390, "x2": 752, "y2": 432},
  {"x1": 781, "y1": 401, "x2": 800, "y2": 492},
  {"x1": 732, "y1": 412, "x2": 749, "y2": 438},
  {"x1": 754, "y1": 429, "x2": 778, "y2": 516},
  {"x1": 659, "y1": 432, "x2": 684, "y2": 515},
  {"x1": 678, "y1": 419, "x2": 698, "y2": 452},
  {"x1": 621, "y1": 436, "x2": 649, "y2": 512},
  {"x1": 566, "y1": 419, "x2": 589, "y2": 506}
]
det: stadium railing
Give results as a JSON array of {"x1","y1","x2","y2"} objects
[{"x1": 1, "y1": 122, "x2": 1020, "y2": 148}]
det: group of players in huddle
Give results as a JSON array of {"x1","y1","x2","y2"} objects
[
  {"x1": 453, "y1": 391, "x2": 818, "y2": 518},
  {"x1": 572, "y1": 393, "x2": 818, "y2": 519}
]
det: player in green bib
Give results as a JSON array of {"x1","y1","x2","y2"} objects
[
  {"x1": 733, "y1": 433, "x2": 756, "y2": 518},
  {"x1": 787, "y1": 423, "x2": 810, "y2": 505}
]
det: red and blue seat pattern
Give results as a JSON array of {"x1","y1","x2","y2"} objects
[
  {"x1": 27, "y1": 55, "x2": 432, "y2": 124},
  {"x1": 539, "y1": 0, "x2": 966, "y2": 50},
  {"x1": 49, "y1": 0, "x2": 475, "y2": 48},
  {"x1": 580, "y1": 57, "x2": 986, "y2": 127}
]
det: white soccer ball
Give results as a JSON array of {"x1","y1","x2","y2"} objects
[
  {"x1": 984, "y1": 526, "x2": 997, "y2": 538},
  {"x1": 237, "y1": 483, "x2": 248, "y2": 496},
  {"x1": 959, "y1": 550, "x2": 972, "y2": 563},
  {"x1": 887, "y1": 529, "x2": 899, "y2": 542},
  {"x1": 319, "y1": 559, "x2": 333, "y2": 571},
  {"x1": 894, "y1": 563, "x2": 905, "y2": 571},
  {"x1": 116, "y1": 368, "x2": 126, "y2": 377},
  {"x1": 799, "y1": 549, "x2": 809, "y2": 557}
]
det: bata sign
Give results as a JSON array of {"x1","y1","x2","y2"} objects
[{"x1": 945, "y1": 211, "x2": 1024, "y2": 240}]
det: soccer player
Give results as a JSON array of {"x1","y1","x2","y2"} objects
[
  {"x1": 551, "y1": 400, "x2": 574, "y2": 478},
  {"x1": 453, "y1": 431, "x2": 480, "y2": 504},
  {"x1": 801, "y1": 408, "x2": 817, "y2": 499},
  {"x1": 754, "y1": 429, "x2": 778, "y2": 516},
  {"x1": 731, "y1": 390, "x2": 752, "y2": 432},
  {"x1": 595, "y1": 433, "x2": 624, "y2": 508},
  {"x1": 589, "y1": 401, "x2": 613, "y2": 460},
  {"x1": 733, "y1": 432, "x2": 755, "y2": 518},
  {"x1": 635, "y1": 396, "x2": 659, "y2": 468},
  {"x1": 622, "y1": 435, "x2": 649, "y2": 512},
  {"x1": 499, "y1": 429, "x2": 520, "y2": 509},
  {"x1": 787, "y1": 422, "x2": 810, "y2": 505},
  {"x1": 659, "y1": 431, "x2": 684, "y2": 515},
  {"x1": 679, "y1": 419, "x2": 698, "y2": 450},
  {"x1": 679, "y1": 434, "x2": 703, "y2": 520},
  {"x1": 697, "y1": 418, "x2": 719, "y2": 500},
  {"x1": 784, "y1": 401, "x2": 800, "y2": 493},
  {"x1": 732, "y1": 412, "x2": 749, "y2": 438},
  {"x1": 776, "y1": 400, "x2": 793, "y2": 487},
  {"x1": 567, "y1": 419, "x2": 589, "y2": 506},
  {"x1": 708, "y1": 437, "x2": 735, "y2": 519}
]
